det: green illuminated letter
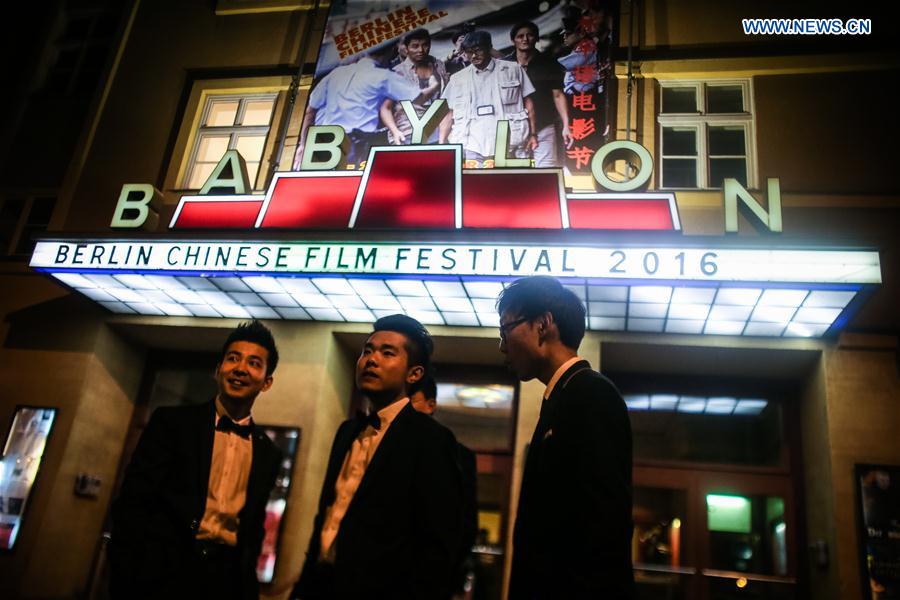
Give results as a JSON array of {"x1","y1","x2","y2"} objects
[
  {"x1": 400, "y1": 99, "x2": 449, "y2": 144},
  {"x1": 199, "y1": 150, "x2": 251, "y2": 195},
  {"x1": 494, "y1": 121, "x2": 530, "y2": 168},
  {"x1": 110, "y1": 183, "x2": 161, "y2": 229},
  {"x1": 724, "y1": 178, "x2": 782, "y2": 233},
  {"x1": 300, "y1": 125, "x2": 348, "y2": 170},
  {"x1": 590, "y1": 140, "x2": 653, "y2": 192}
]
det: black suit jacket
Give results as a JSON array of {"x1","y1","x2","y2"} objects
[
  {"x1": 293, "y1": 402, "x2": 462, "y2": 600},
  {"x1": 109, "y1": 401, "x2": 282, "y2": 600},
  {"x1": 454, "y1": 443, "x2": 478, "y2": 593},
  {"x1": 509, "y1": 361, "x2": 634, "y2": 599}
]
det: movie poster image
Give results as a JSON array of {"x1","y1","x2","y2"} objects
[
  {"x1": 256, "y1": 426, "x2": 301, "y2": 583},
  {"x1": 857, "y1": 464, "x2": 900, "y2": 599},
  {"x1": 0, "y1": 407, "x2": 56, "y2": 550},
  {"x1": 295, "y1": 0, "x2": 615, "y2": 177}
]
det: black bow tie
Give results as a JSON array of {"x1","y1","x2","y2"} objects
[
  {"x1": 357, "y1": 410, "x2": 381, "y2": 431},
  {"x1": 216, "y1": 415, "x2": 253, "y2": 438}
]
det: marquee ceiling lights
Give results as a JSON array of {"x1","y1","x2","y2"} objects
[
  {"x1": 624, "y1": 394, "x2": 769, "y2": 415},
  {"x1": 49, "y1": 272, "x2": 861, "y2": 339}
]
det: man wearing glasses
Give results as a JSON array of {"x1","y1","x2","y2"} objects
[
  {"x1": 439, "y1": 30, "x2": 538, "y2": 168},
  {"x1": 496, "y1": 276, "x2": 634, "y2": 599}
]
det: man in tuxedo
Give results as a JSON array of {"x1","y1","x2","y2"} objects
[
  {"x1": 293, "y1": 314, "x2": 462, "y2": 599},
  {"x1": 498, "y1": 277, "x2": 634, "y2": 599},
  {"x1": 109, "y1": 320, "x2": 283, "y2": 600},
  {"x1": 410, "y1": 374, "x2": 478, "y2": 598}
]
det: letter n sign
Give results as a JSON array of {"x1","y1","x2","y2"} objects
[{"x1": 724, "y1": 178, "x2": 782, "y2": 233}]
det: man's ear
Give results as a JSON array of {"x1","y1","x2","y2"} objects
[
  {"x1": 537, "y1": 312, "x2": 554, "y2": 341},
  {"x1": 261, "y1": 375, "x2": 274, "y2": 393},
  {"x1": 406, "y1": 364, "x2": 425, "y2": 384}
]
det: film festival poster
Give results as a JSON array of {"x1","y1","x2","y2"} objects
[
  {"x1": 298, "y1": 0, "x2": 615, "y2": 177},
  {"x1": 856, "y1": 464, "x2": 900, "y2": 600}
]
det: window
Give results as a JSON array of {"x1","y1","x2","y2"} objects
[
  {"x1": 182, "y1": 93, "x2": 278, "y2": 191},
  {"x1": 658, "y1": 81, "x2": 755, "y2": 190},
  {"x1": 38, "y1": 3, "x2": 123, "y2": 97},
  {"x1": 0, "y1": 194, "x2": 56, "y2": 258}
]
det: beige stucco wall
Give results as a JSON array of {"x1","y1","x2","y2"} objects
[
  {"x1": 252, "y1": 321, "x2": 360, "y2": 599},
  {"x1": 54, "y1": 0, "x2": 322, "y2": 233},
  {"x1": 0, "y1": 267, "x2": 145, "y2": 599},
  {"x1": 824, "y1": 334, "x2": 900, "y2": 600},
  {"x1": 798, "y1": 353, "x2": 840, "y2": 600}
]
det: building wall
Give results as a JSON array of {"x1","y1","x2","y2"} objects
[
  {"x1": 755, "y1": 71, "x2": 899, "y2": 196},
  {"x1": 2, "y1": 1, "x2": 897, "y2": 599},
  {"x1": 825, "y1": 334, "x2": 900, "y2": 599},
  {"x1": 54, "y1": 0, "x2": 322, "y2": 232},
  {"x1": 0, "y1": 269, "x2": 144, "y2": 598},
  {"x1": 798, "y1": 354, "x2": 839, "y2": 600}
]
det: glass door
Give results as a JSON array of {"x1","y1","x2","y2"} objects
[
  {"x1": 633, "y1": 466, "x2": 797, "y2": 600},
  {"x1": 698, "y1": 470, "x2": 797, "y2": 600}
]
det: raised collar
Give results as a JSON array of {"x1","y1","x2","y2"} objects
[
  {"x1": 374, "y1": 396, "x2": 409, "y2": 429},
  {"x1": 543, "y1": 356, "x2": 585, "y2": 400}
]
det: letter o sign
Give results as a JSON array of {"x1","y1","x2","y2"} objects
[{"x1": 590, "y1": 140, "x2": 653, "y2": 192}]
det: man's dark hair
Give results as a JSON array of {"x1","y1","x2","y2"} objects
[
  {"x1": 368, "y1": 41, "x2": 397, "y2": 63},
  {"x1": 510, "y1": 21, "x2": 539, "y2": 41},
  {"x1": 220, "y1": 320, "x2": 279, "y2": 376},
  {"x1": 372, "y1": 314, "x2": 433, "y2": 372},
  {"x1": 496, "y1": 276, "x2": 586, "y2": 350},
  {"x1": 403, "y1": 27, "x2": 431, "y2": 46},
  {"x1": 461, "y1": 30, "x2": 492, "y2": 50},
  {"x1": 410, "y1": 372, "x2": 438, "y2": 400},
  {"x1": 452, "y1": 21, "x2": 476, "y2": 44}
]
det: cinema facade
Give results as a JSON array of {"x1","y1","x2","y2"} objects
[{"x1": 1, "y1": 2, "x2": 897, "y2": 600}]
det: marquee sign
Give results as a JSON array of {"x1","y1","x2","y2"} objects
[
  {"x1": 29, "y1": 237, "x2": 880, "y2": 338},
  {"x1": 33, "y1": 239, "x2": 880, "y2": 285}
]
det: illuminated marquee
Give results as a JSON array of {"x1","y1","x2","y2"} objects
[
  {"x1": 33, "y1": 240, "x2": 880, "y2": 284},
  {"x1": 30, "y1": 239, "x2": 881, "y2": 338}
]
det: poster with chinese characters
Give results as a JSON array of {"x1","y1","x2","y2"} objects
[
  {"x1": 857, "y1": 464, "x2": 900, "y2": 600},
  {"x1": 297, "y1": 0, "x2": 615, "y2": 177}
]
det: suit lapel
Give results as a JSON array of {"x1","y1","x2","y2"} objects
[
  {"x1": 549, "y1": 360, "x2": 590, "y2": 402},
  {"x1": 246, "y1": 428, "x2": 271, "y2": 508},
  {"x1": 539, "y1": 360, "x2": 591, "y2": 430},
  {"x1": 196, "y1": 400, "x2": 217, "y2": 516},
  {"x1": 321, "y1": 417, "x2": 367, "y2": 509}
]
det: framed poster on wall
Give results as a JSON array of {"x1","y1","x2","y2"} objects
[
  {"x1": 0, "y1": 406, "x2": 57, "y2": 550},
  {"x1": 256, "y1": 425, "x2": 301, "y2": 583},
  {"x1": 856, "y1": 463, "x2": 900, "y2": 599}
]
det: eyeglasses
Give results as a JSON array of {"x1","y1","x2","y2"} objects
[{"x1": 499, "y1": 316, "x2": 529, "y2": 341}]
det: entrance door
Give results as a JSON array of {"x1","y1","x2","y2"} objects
[
  {"x1": 634, "y1": 466, "x2": 797, "y2": 600},
  {"x1": 430, "y1": 365, "x2": 519, "y2": 600},
  {"x1": 86, "y1": 350, "x2": 217, "y2": 600}
]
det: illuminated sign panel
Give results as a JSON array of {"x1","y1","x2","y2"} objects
[
  {"x1": 31, "y1": 239, "x2": 879, "y2": 338},
  {"x1": 31, "y1": 241, "x2": 880, "y2": 284}
]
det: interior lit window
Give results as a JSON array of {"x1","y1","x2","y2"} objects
[
  {"x1": 183, "y1": 94, "x2": 278, "y2": 191},
  {"x1": 658, "y1": 81, "x2": 753, "y2": 190}
]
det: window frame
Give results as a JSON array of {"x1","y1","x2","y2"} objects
[
  {"x1": 182, "y1": 92, "x2": 280, "y2": 192},
  {"x1": 658, "y1": 79, "x2": 757, "y2": 190}
]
